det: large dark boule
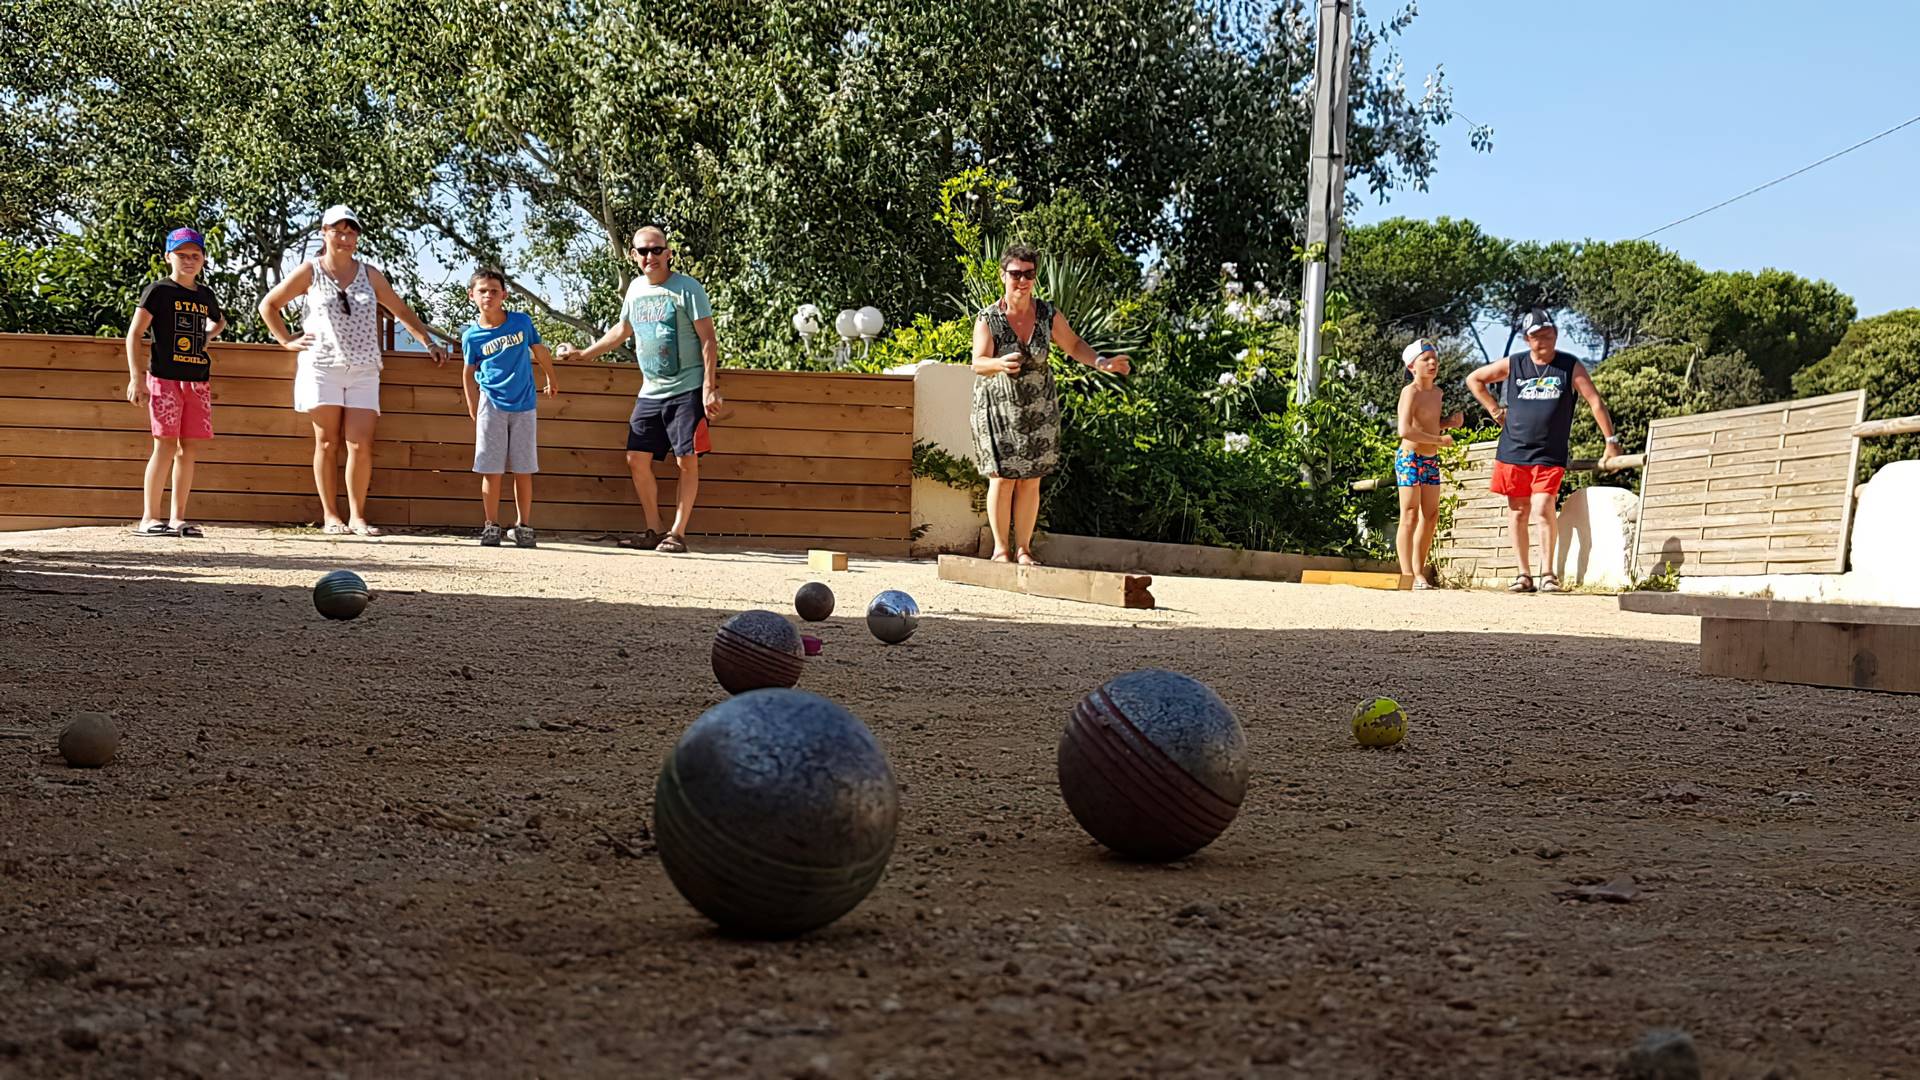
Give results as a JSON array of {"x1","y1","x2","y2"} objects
[
  {"x1": 313, "y1": 570, "x2": 370, "y2": 621},
  {"x1": 712, "y1": 610, "x2": 805, "y2": 694},
  {"x1": 794, "y1": 581, "x2": 836, "y2": 622},
  {"x1": 653, "y1": 689, "x2": 898, "y2": 937},
  {"x1": 1057, "y1": 668, "x2": 1248, "y2": 861},
  {"x1": 865, "y1": 590, "x2": 919, "y2": 645},
  {"x1": 58, "y1": 712, "x2": 118, "y2": 768}
]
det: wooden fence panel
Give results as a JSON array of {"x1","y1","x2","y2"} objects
[
  {"x1": 1427, "y1": 443, "x2": 1517, "y2": 583},
  {"x1": 0, "y1": 333, "x2": 914, "y2": 552},
  {"x1": 1634, "y1": 391, "x2": 1864, "y2": 577}
]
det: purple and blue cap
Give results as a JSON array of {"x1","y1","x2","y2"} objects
[{"x1": 164, "y1": 227, "x2": 205, "y2": 253}]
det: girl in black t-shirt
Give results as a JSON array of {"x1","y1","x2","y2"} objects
[{"x1": 124, "y1": 227, "x2": 227, "y2": 538}]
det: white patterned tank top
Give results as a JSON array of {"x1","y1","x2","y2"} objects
[{"x1": 301, "y1": 258, "x2": 382, "y2": 370}]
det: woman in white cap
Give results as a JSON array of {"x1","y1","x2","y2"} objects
[{"x1": 259, "y1": 205, "x2": 447, "y2": 536}]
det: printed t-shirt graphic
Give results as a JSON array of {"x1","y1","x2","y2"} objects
[
  {"x1": 621, "y1": 273, "x2": 712, "y2": 399},
  {"x1": 137, "y1": 280, "x2": 226, "y2": 382},
  {"x1": 461, "y1": 311, "x2": 542, "y2": 412}
]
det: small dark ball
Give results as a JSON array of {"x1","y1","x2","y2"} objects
[
  {"x1": 654, "y1": 689, "x2": 898, "y2": 936},
  {"x1": 1058, "y1": 668, "x2": 1248, "y2": 861},
  {"x1": 712, "y1": 610, "x2": 805, "y2": 695},
  {"x1": 794, "y1": 581, "x2": 836, "y2": 622},
  {"x1": 313, "y1": 570, "x2": 370, "y2": 621},
  {"x1": 58, "y1": 712, "x2": 119, "y2": 768}
]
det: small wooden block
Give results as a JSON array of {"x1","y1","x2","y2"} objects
[
  {"x1": 937, "y1": 555, "x2": 1154, "y2": 609},
  {"x1": 807, "y1": 549, "x2": 849, "y2": 572},
  {"x1": 1299, "y1": 570, "x2": 1414, "y2": 591}
]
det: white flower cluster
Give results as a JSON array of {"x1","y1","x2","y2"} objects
[
  {"x1": 1223, "y1": 432, "x2": 1252, "y2": 454},
  {"x1": 1217, "y1": 371, "x2": 1238, "y2": 387}
]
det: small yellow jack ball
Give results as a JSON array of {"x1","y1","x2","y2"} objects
[{"x1": 1352, "y1": 697, "x2": 1407, "y2": 748}]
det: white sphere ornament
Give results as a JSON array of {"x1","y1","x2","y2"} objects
[
  {"x1": 792, "y1": 304, "x2": 823, "y2": 338},
  {"x1": 834, "y1": 309, "x2": 860, "y2": 340},
  {"x1": 854, "y1": 306, "x2": 885, "y2": 339}
]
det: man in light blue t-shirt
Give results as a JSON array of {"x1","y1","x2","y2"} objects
[{"x1": 557, "y1": 225, "x2": 722, "y2": 553}]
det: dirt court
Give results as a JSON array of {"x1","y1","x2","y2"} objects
[{"x1": 2, "y1": 527, "x2": 1917, "y2": 1080}]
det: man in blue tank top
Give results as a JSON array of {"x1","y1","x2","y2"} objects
[{"x1": 1466, "y1": 310, "x2": 1624, "y2": 593}]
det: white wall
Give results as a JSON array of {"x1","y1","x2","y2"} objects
[{"x1": 892, "y1": 361, "x2": 986, "y2": 555}]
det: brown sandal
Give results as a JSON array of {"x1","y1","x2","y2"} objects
[{"x1": 655, "y1": 533, "x2": 688, "y2": 553}]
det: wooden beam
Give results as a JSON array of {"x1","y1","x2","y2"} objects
[
  {"x1": 937, "y1": 555, "x2": 1153, "y2": 609},
  {"x1": 1851, "y1": 415, "x2": 1920, "y2": 439},
  {"x1": 1619, "y1": 591, "x2": 1920, "y2": 628},
  {"x1": 807, "y1": 549, "x2": 849, "y2": 572},
  {"x1": 1299, "y1": 569, "x2": 1414, "y2": 591},
  {"x1": 1701, "y1": 617, "x2": 1920, "y2": 694},
  {"x1": 1351, "y1": 453, "x2": 1646, "y2": 491}
]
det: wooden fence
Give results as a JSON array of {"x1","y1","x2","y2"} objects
[
  {"x1": 1633, "y1": 390, "x2": 1864, "y2": 576},
  {"x1": 0, "y1": 333, "x2": 913, "y2": 554}
]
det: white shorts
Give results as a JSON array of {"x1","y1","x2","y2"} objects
[{"x1": 294, "y1": 362, "x2": 381, "y2": 413}]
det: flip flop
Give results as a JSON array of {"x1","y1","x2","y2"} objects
[
  {"x1": 322, "y1": 522, "x2": 350, "y2": 535},
  {"x1": 350, "y1": 523, "x2": 383, "y2": 537},
  {"x1": 172, "y1": 523, "x2": 204, "y2": 538},
  {"x1": 131, "y1": 522, "x2": 175, "y2": 537}
]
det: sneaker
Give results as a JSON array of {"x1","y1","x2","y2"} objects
[
  {"x1": 1537, "y1": 573, "x2": 1562, "y2": 593},
  {"x1": 510, "y1": 525, "x2": 537, "y2": 549},
  {"x1": 479, "y1": 523, "x2": 503, "y2": 547}
]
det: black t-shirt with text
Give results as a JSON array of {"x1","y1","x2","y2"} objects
[
  {"x1": 138, "y1": 279, "x2": 225, "y2": 382},
  {"x1": 1495, "y1": 349, "x2": 1580, "y2": 467}
]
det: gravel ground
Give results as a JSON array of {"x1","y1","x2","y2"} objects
[{"x1": 2, "y1": 526, "x2": 1917, "y2": 1080}]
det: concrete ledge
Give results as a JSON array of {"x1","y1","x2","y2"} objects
[{"x1": 976, "y1": 528, "x2": 1395, "y2": 583}]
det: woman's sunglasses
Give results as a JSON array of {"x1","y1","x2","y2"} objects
[{"x1": 1003, "y1": 268, "x2": 1037, "y2": 280}]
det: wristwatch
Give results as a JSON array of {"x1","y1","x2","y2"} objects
[{"x1": 1604, "y1": 435, "x2": 1621, "y2": 445}]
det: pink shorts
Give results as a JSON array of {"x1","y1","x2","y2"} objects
[{"x1": 148, "y1": 375, "x2": 214, "y2": 441}]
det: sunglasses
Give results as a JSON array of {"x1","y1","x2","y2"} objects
[
  {"x1": 631, "y1": 245, "x2": 668, "y2": 257},
  {"x1": 338, "y1": 291, "x2": 351, "y2": 317},
  {"x1": 1004, "y1": 268, "x2": 1037, "y2": 280}
]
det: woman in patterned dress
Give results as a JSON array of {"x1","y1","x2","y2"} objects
[
  {"x1": 260, "y1": 205, "x2": 446, "y2": 536},
  {"x1": 970, "y1": 244, "x2": 1131, "y2": 564}
]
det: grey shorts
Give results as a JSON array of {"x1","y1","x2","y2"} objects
[{"x1": 473, "y1": 397, "x2": 538, "y2": 474}]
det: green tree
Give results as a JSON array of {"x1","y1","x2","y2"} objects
[
  {"x1": 1794, "y1": 309, "x2": 1920, "y2": 476},
  {"x1": 1565, "y1": 239, "x2": 1701, "y2": 357},
  {"x1": 1688, "y1": 268, "x2": 1855, "y2": 394},
  {"x1": 1483, "y1": 239, "x2": 1580, "y2": 355},
  {"x1": 1336, "y1": 216, "x2": 1506, "y2": 341}
]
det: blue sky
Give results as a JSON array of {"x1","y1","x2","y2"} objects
[{"x1": 1352, "y1": 0, "x2": 1920, "y2": 321}]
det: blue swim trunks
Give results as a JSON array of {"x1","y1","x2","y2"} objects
[{"x1": 1394, "y1": 449, "x2": 1441, "y2": 487}]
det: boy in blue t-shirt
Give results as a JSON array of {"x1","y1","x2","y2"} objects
[{"x1": 460, "y1": 269, "x2": 557, "y2": 547}]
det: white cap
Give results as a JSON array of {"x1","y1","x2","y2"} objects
[
  {"x1": 320, "y1": 204, "x2": 361, "y2": 229},
  {"x1": 1401, "y1": 339, "x2": 1436, "y2": 369}
]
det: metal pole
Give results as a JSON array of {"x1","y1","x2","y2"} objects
[{"x1": 1296, "y1": 0, "x2": 1351, "y2": 405}]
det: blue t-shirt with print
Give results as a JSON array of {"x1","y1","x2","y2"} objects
[
  {"x1": 461, "y1": 311, "x2": 541, "y2": 412},
  {"x1": 622, "y1": 272, "x2": 712, "y2": 399}
]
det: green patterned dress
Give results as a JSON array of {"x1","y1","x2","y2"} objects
[{"x1": 971, "y1": 298, "x2": 1059, "y2": 479}]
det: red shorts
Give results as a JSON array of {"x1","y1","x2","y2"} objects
[
  {"x1": 148, "y1": 375, "x2": 214, "y2": 441},
  {"x1": 1490, "y1": 460, "x2": 1565, "y2": 497}
]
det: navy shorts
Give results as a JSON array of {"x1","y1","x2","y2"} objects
[{"x1": 627, "y1": 389, "x2": 710, "y2": 460}]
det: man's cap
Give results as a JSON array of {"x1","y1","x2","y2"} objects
[
  {"x1": 1401, "y1": 339, "x2": 1437, "y2": 369},
  {"x1": 320, "y1": 204, "x2": 361, "y2": 229},
  {"x1": 164, "y1": 227, "x2": 205, "y2": 253},
  {"x1": 1521, "y1": 308, "x2": 1555, "y2": 335}
]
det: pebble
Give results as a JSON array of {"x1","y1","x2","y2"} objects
[{"x1": 1617, "y1": 1028, "x2": 1702, "y2": 1080}]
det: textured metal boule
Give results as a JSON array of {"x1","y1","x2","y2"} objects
[
  {"x1": 711, "y1": 610, "x2": 805, "y2": 694},
  {"x1": 313, "y1": 570, "x2": 370, "y2": 621},
  {"x1": 653, "y1": 689, "x2": 899, "y2": 937},
  {"x1": 1057, "y1": 668, "x2": 1248, "y2": 861}
]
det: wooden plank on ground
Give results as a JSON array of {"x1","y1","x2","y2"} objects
[
  {"x1": 1300, "y1": 569, "x2": 1415, "y2": 591},
  {"x1": 1618, "y1": 591, "x2": 1920, "y2": 627},
  {"x1": 937, "y1": 554, "x2": 1154, "y2": 609},
  {"x1": 1702, "y1": 618, "x2": 1920, "y2": 693}
]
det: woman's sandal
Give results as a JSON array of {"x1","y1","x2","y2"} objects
[
  {"x1": 1537, "y1": 573, "x2": 1563, "y2": 593},
  {"x1": 171, "y1": 523, "x2": 204, "y2": 538},
  {"x1": 1508, "y1": 574, "x2": 1536, "y2": 593},
  {"x1": 350, "y1": 523, "x2": 383, "y2": 538},
  {"x1": 1016, "y1": 549, "x2": 1042, "y2": 566},
  {"x1": 322, "y1": 522, "x2": 350, "y2": 535},
  {"x1": 131, "y1": 521, "x2": 175, "y2": 537},
  {"x1": 988, "y1": 549, "x2": 1013, "y2": 563}
]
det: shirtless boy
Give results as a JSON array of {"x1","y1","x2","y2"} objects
[{"x1": 1395, "y1": 339, "x2": 1463, "y2": 589}]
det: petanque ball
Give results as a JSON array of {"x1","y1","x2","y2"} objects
[
  {"x1": 794, "y1": 581, "x2": 836, "y2": 622},
  {"x1": 653, "y1": 689, "x2": 899, "y2": 937},
  {"x1": 58, "y1": 711, "x2": 119, "y2": 769},
  {"x1": 313, "y1": 570, "x2": 370, "y2": 621},
  {"x1": 1352, "y1": 697, "x2": 1408, "y2": 747},
  {"x1": 865, "y1": 590, "x2": 919, "y2": 645},
  {"x1": 711, "y1": 610, "x2": 805, "y2": 695},
  {"x1": 1057, "y1": 669, "x2": 1249, "y2": 861}
]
